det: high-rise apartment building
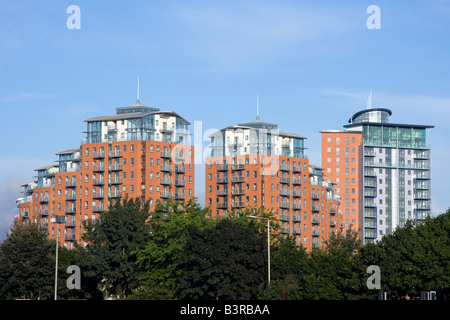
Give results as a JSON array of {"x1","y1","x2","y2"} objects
[
  {"x1": 15, "y1": 99, "x2": 194, "y2": 248},
  {"x1": 321, "y1": 107, "x2": 433, "y2": 244},
  {"x1": 205, "y1": 115, "x2": 342, "y2": 251}
]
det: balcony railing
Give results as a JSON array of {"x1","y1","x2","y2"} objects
[
  {"x1": 311, "y1": 193, "x2": 320, "y2": 200},
  {"x1": 92, "y1": 205, "x2": 104, "y2": 213},
  {"x1": 280, "y1": 214, "x2": 290, "y2": 221},
  {"x1": 93, "y1": 165, "x2": 105, "y2": 172},
  {"x1": 65, "y1": 207, "x2": 77, "y2": 214},
  {"x1": 279, "y1": 189, "x2": 290, "y2": 197},
  {"x1": 160, "y1": 191, "x2": 173, "y2": 199},
  {"x1": 217, "y1": 189, "x2": 228, "y2": 196},
  {"x1": 174, "y1": 179, "x2": 185, "y2": 187},
  {"x1": 64, "y1": 234, "x2": 76, "y2": 241},
  {"x1": 160, "y1": 178, "x2": 172, "y2": 185},
  {"x1": 232, "y1": 188, "x2": 244, "y2": 195},
  {"x1": 217, "y1": 177, "x2": 228, "y2": 184},
  {"x1": 280, "y1": 177, "x2": 290, "y2": 184},
  {"x1": 65, "y1": 194, "x2": 77, "y2": 201},
  {"x1": 93, "y1": 191, "x2": 104, "y2": 199},
  {"x1": 217, "y1": 164, "x2": 229, "y2": 171},
  {"x1": 292, "y1": 190, "x2": 302, "y2": 197},
  {"x1": 39, "y1": 196, "x2": 49, "y2": 203},
  {"x1": 39, "y1": 209, "x2": 49, "y2": 216},
  {"x1": 232, "y1": 201, "x2": 244, "y2": 208},
  {"x1": 175, "y1": 192, "x2": 185, "y2": 200},
  {"x1": 92, "y1": 178, "x2": 104, "y2": 185},
  {"x1": 109, "y1": 177, "x2": 123, "y2": 184},
  {"x1": 160, "y1": 164, "x2": 173, "y2": 172},
  {"x1": 108, "y1": 191, "x2": 122, "y2": 198},
  {"x1": 217, "y1": 202, "x2": 228, "y2": 209},
  {"x1": 312, "y1": 205, "x2": 320, "y2": 212},
  {"x1": 280, "y1": 201, "x2": 290, "y2": 209},
  {"x1": 108, "y1": 164, "x2": 123, "y2": 171},
  {"x1": 109, "y1": 150, "x2": 123, "y2": 158},
  {"x1": 65, "y1": 180, "x2": 77, "y2": 188},
  {"x1": 175, "y1": 165, "x2": 185, "y2": 173},
  {"x1": 292, "y1": 178, "x2": 302, "y2": 185},
  {"x1": 280, "y1": 164, "x2": 290, "y2": 171},
  {"x1": 93, "y1": 151, "x2": 105, "y2": 159},
  {"x1": 232, "y1": 164, "x2": 245, "y2": 171},
  {"x1": 65, "y1": 220, "x2": 76, "y2": 228},
  {"x1": 232, "y1": 176, "x2": 245, "y2": 183},
  {"x1": 292, "y1": 165, "x2": 302, "y2": 173}
]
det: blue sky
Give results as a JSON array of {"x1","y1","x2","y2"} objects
[{"x1": 1, "y1": 0, "x2": 449, "y2": 240}]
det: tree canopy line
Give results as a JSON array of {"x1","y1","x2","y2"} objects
[{"x1": 0, "y1": 197, "x2": 449, "y2": 300}]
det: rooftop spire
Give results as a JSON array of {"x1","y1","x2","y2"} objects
[
  {"x1": 367, "y1": 89, "x2": 372, "y2": 109},
  {"x1": 137, "y1": 76, "x2": 140, "y2": 102},
  {"x1": 256, "y1": 93, "x2": 260, "y2": 120}
]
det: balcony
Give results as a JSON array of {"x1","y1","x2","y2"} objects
[
  {"x1": 109, "y1": 177, "x2": 123, "y2": 184},
  {"x1": 65, "y1": 206, "x2": 76, "y2": 214},
  {"x1": 232, "y1": 176, "x2": 245, "y2": 183},
  {"x1": 312, "y1": 216, "x2": 320, "y2": 224},
  {"x1": 174, "y1": 179, "x2": 185, "y2": 187},
  {"x1": 160, "y1": 178, "x2": 172, "y2": 185},
  {"x1": 65, "y1": 220, "x2": 76, "y2": 228},
  {"x1": 329, "y1": 207, "x2": 337, "y2": 215},
  {"x1": 39, "y1": 196, "x2": 49, "y2": 203},
  {"x1": 93, "y1": 164, "x2": 105, "y2": 172},
  {"x1": 280, "y1": 177, "x2": 290, "y2": 184},
  {"x1": 108, "y1": 191, "x2": 122, "y2": 198},
  {"x1": 293, "y1": 227, "x2": 301, "y2": 235},
  {"x1": 292, "y1": 203, "x2": 302, "y2": 210},
  {"x1": 92, "y1": 205, "x2": 104, "y2": 213},
  {"x1": 93, "y1": 178, "x2": 105, "y2": 185},
  {"x1": 312, "y1": 205, "x2": 320, "y2": 212},
  {"x1": 39, "y1": 209, "x2": 49, "y2": 216},
  {"x1": 292, "y1": 178, "x2": 302, "y2": 185},
  {"x1": 232, "y1": 201, "x2": 244, "y2": 208},
  {"x1": 280, "y1": 164, "x2": 290, "y2": 171},
  {"x1": 217, "y1": 164, "x2": 229, "y2": 171},
  {"x1": 312, "y1": 229, "x2": 320, "y2": 237},
  {"x1": 279, "y1": 189, "x2": 290, "y2": 197},
  {"x1": 292, "y1": 165, "x2": 302, "y2": 173},
  {"x1": 280, "y1": 214, "x2": 290, "y2": 221},
  {"x1": 217, "y1": 177, "x2": 228, "y2": 184},
  {"x1": 280, "y1": 201, "x2": 290, "y2": 209},
  {"x1": 93, "y1": 191, "x2": 104, "y2": 199},
  {"x1": 311, "y1": 193, "x2": 320, "y2": 200},
  {"x1": 160, "y1": 150, "x2": 171, "y2": 158},
  {"x1": 293, "y1": 215, "x2": 301, "y2": 222},
  {"x1": 175, "y1": 165, "x2": 185, "y2": 173},
  {"x1": 330, "y1": 218, "x2": 337, "y2": 227},
  {"x1": 232, "y1": 164, "x2": 245, "y2": 171},
  {"x1": 108, "y1": 164, "x2": 123, "y2": 171},
  {"x1": 65, "y1": 180, "x2": 77, "y2": 188},
  {"x1": 160, "y1": 164, "x2": 173, "y2": 172},
  {"x1": 160, "y1": 191, "x2": 173, "y2": 199},
  {"x1": 64, "y1": 234, "x2": 76, "y2": 241},
  {"x1": 292, "y1": 190, "x2": 302, "y2": 197},
  {"x1": 217, "y1": 202, "x2": 229, "y2": 209},
  {"x1": 217, "y1": 189, "x2": 228, "y2": 196},
  {"x1": 65, "y1": 193, "x2": 77, "y2": 201},
  {"x1": 175, "y1": 192, "x2": 185, "y2": 200},
  {"x1": 109, "y1": 150, "x2": 123, "y2": 158},
  {"x1": 281, "y1": 227, "x2": 290, "y2": 234},
  {"x1": 232, "y1": 188, "x2": 244, "y2": 195},
  {"x1": 93, "y1": 151, "x2": 105, "y2": 159}
]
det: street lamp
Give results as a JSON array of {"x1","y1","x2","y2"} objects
[
  {"x1": 50, "y1": 215, "x2": 64, "y2": 300},
  {"x1": 247, "y1": 215, "x2": 270, "y2": 286}
]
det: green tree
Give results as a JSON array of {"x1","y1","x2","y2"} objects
[
  {"x1": 178, "y1": 219, "x2": 266, "y2": 300},
  {"x1": 133, "y1": 198, "x2": 211, "y2": 299},
  {"x1": 0, "y1": 221, "x2": 55, "y2": 300},
  {"x1": 76, "y1": 196, "x2": 151, "y2": 299}
]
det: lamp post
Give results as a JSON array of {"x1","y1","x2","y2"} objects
[
  {"x1": 247, "y1": 215, "x2": 270, "y2": 286},
  {"x1": 50, "y1": 215, "x2": 63, "y2": 300}
]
